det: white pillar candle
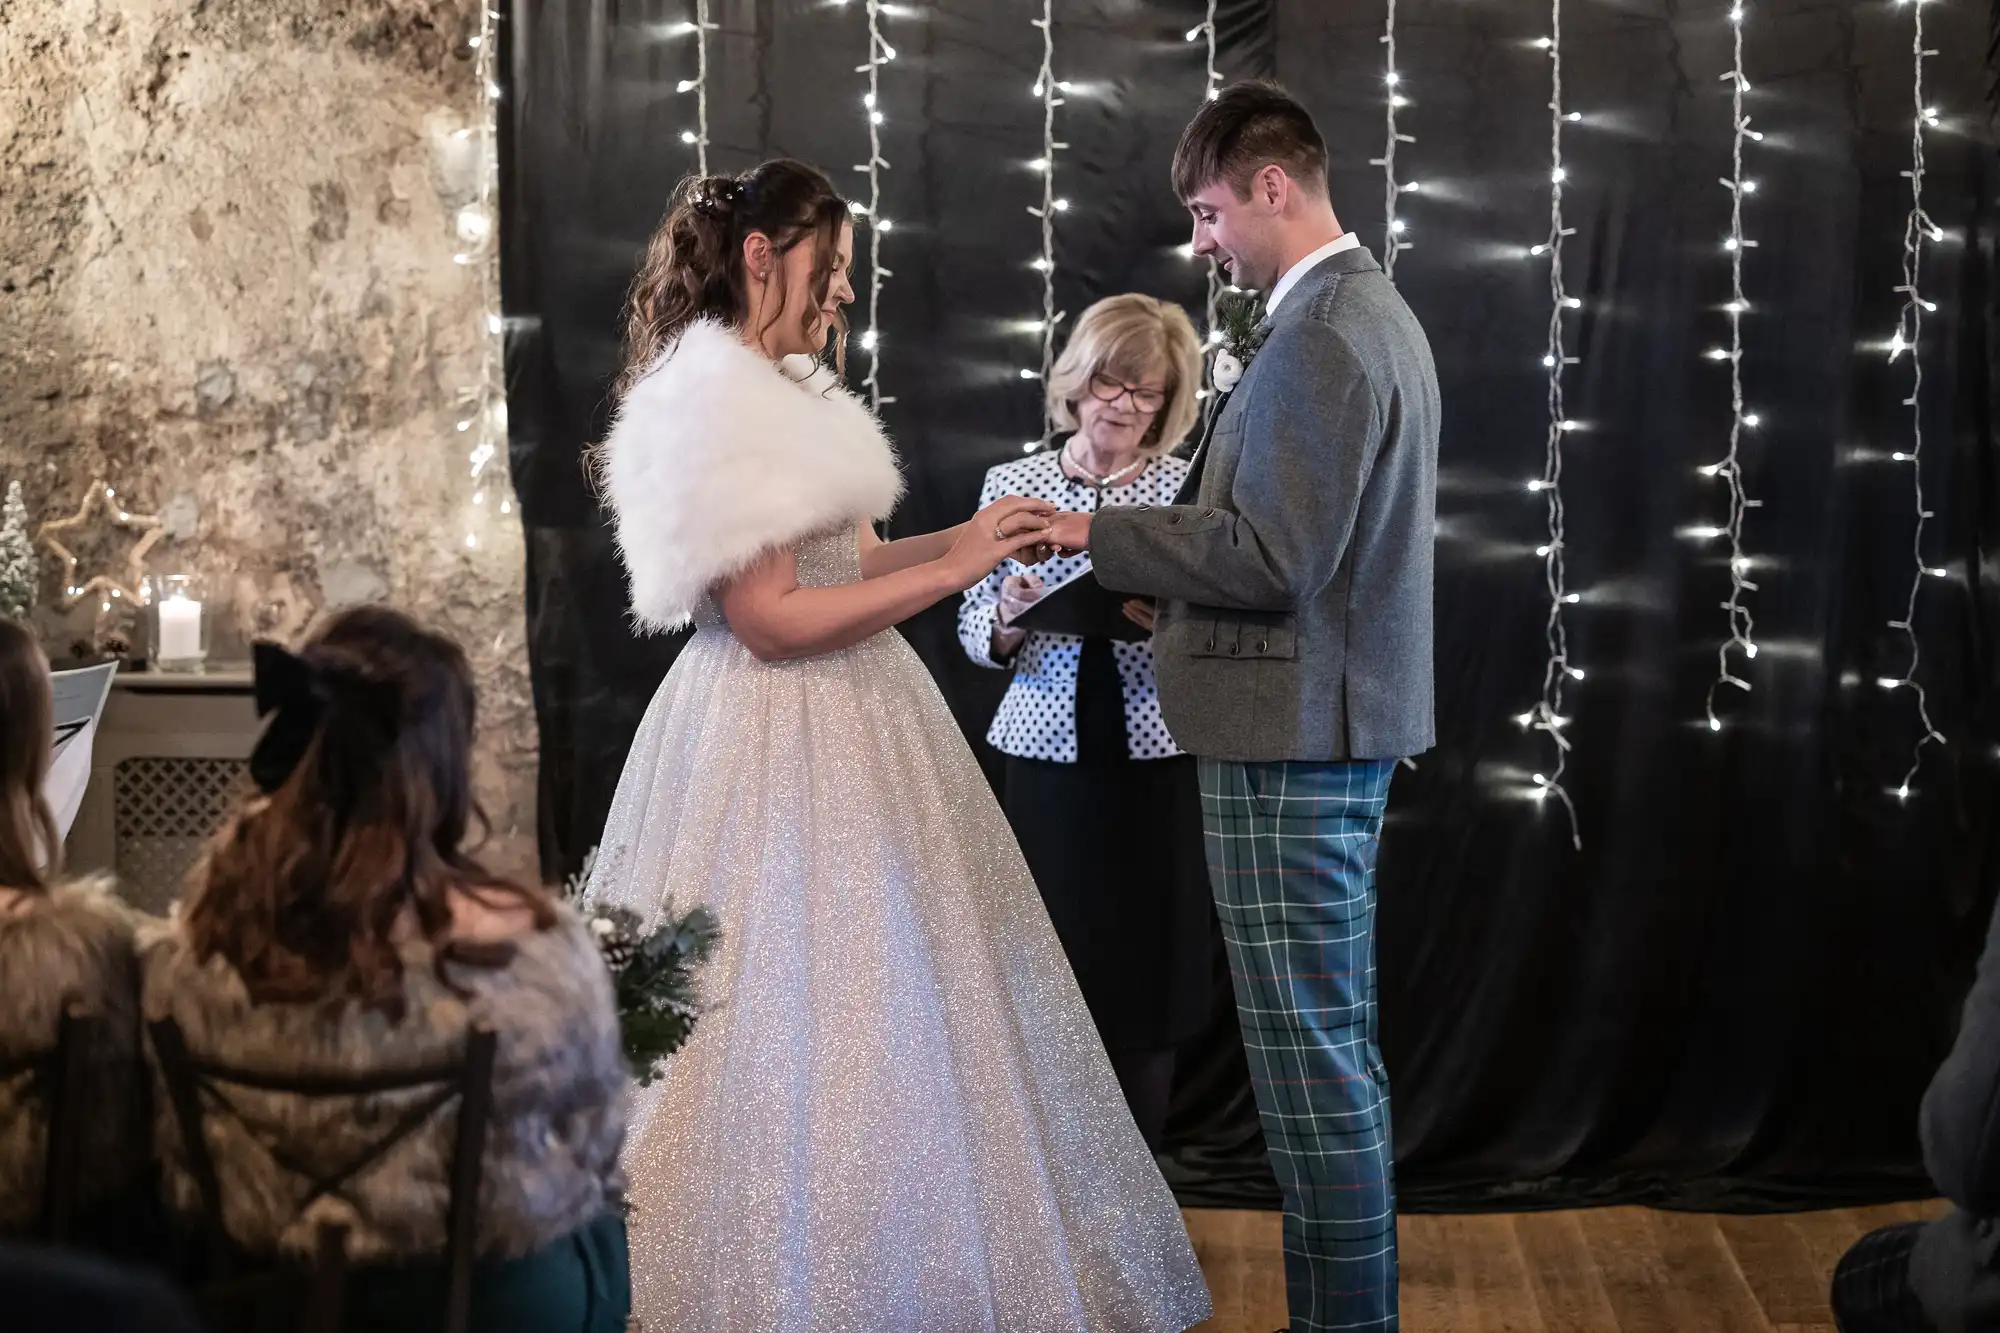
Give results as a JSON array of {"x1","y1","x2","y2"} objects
[{"x1": 158, "y1": 596, "x2": 203, "y2": 660}]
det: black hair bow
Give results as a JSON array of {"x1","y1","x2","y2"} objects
[{"x1": 249, "y1": 641, "x2": 402, "y2": 794}]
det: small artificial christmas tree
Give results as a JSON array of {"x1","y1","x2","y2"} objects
[{"x1": 0, "y1": 481, "x2": 37, "y2": 622}]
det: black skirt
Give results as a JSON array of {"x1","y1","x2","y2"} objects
[{"x1": 1002, "y1": 638, "x2": 1212, "y2": 1050}]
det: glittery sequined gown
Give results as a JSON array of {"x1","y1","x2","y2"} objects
[{"x1": 585, "y1": 523, "x2": 1212, "y2": 1333}]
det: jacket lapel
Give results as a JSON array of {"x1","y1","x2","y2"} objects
[
  {"x1": 1174, "y1": 395, "x2": 1227, "y2": 504},
  {"x1": 1174, "y1": 315, "x2": 1275, "y2": 505}
]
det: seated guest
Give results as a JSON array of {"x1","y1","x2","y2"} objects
[
  {"x1": 142, "y1": 606, "x2": 630, "y2": 1332},
  {"x1": 1833, "y1": 890, "x2": 2000, "y2": 1333},
  {"x1": 957, "y1": 292, "x2": 1211, "y2": 1151},
  {"x1": 0, "y1": 618, "x2": 152, "y2": 1249}
]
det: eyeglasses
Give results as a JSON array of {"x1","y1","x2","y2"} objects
[{"x1": 1087, "y1": 372, "x2": 1167, "y2": 414}]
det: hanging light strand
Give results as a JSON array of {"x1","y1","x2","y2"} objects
[
  {"x1": 1371, "y1": 0, "x2": 1415, "y2": 279},
  {"x1": 672, "y1": 2, "x2": 714, "y2": 167},
  {"x1": 694, "y1": 0, "x2": 712, "y2": 173},
  {"x1": 1701, "y1": 2, "x2": 1762, "y2": 730},
  {"x1": 1190, "y1": 0, "x2": 1224, "y2": 345},
  {"x1": 855, "y1": 1, "x2": 897, "y2": 412},
  {"x1": 1201, "y1": 0, "x2": 1221, "y2": 100},
  {"x1": 1520, "y1": 0, "x2": 1582, "y2": 849},
  {"x1": 1883, "y1": 0, "x2": 1947, "y2": 800},
  {"x1": 457, "y1": 3, "x2": 508, "y2": 549},
  {"x1": 1026, "y1": 0, "x2": 1067, "y2": 445}
]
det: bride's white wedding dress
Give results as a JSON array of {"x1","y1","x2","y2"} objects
[{"x1": 585, "y1": 319, "x2": 1211, "y2": 1333}]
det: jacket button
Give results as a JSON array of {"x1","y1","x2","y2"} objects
[
  {"x1": 1204, "y1": 639, "x2": 1215, "y2": 651},
  {"x1": 1202, "y1": 508, "x2": 1216, "y2": 518},
  {"x1": 1229, "y1": 643, "x2": 1240, "y2": 656},
  {"x1": 1169, "y1": 514, "x2": 1183, "y2": 525},
  {"x1": 1258, "y1": 639, "x2": 1269, "y2": 652}
]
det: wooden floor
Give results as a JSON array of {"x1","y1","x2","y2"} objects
[{"x1": 1186, "y1": 1201, "x2": 1947, "y2": 1333}]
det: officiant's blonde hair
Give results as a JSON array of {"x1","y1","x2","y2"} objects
[
  {"x1": 1048, "y1": 294, "x2": 1203, "y2": 455},
  {"x1": 0, "y1": 618, "x2": 59, "y2": 893}
]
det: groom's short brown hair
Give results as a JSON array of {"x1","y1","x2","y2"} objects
[{"x1": 1171, "y1": 81, "x2": 1329, "y2": 203}]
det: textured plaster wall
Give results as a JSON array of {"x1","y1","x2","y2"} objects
[{"x1": 0, "y1": 0, "x2": 534, "y2": 877}]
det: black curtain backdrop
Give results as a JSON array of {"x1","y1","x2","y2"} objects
[{"x1": 502, "y1": 0, "x2": 2000, "y2": 1210}]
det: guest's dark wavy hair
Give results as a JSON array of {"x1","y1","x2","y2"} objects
[
  {"x1": 182, "y1": 605, "x2": 554, "y2": 1019},
  {"x1": 0, "y1": 618, "x2": 59, "y2": 895}
]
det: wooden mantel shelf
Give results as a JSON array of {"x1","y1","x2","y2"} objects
[{"x1": 111, "y1": 664, "x2": 254, "y2": 693}]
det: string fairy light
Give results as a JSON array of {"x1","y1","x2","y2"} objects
[
  {"x1": 854, "y1": 0, "x2": 898, "y2": 412},
  {"x1": 1022, "y1": 0, "x2": 1069, "y2": 448},
  {"x1": 1698, "y1": 0, "x2": 1763, "y2": 732},
  {"x1": 1185, "y1": 0, "x2": 1225, "y2": 359},
  {"x1": 1516, "y1": 0, "x2": 1583, "y2": 849},
  {"x1": 1370, "y1": 0, "x2": 1417, "y2": 279},
  {"x1": 680, "y1": 0, "x2": 714, "y2": 173},
  {"x1": 456, "y1": 4, "x2": 508, "y2": 549},
  {"x1": 36, "y1": 479, "x2": 162, "y2": 609},
  {"x1": 1881, "y1": 0, "x2": 1947, "y2": 800}
]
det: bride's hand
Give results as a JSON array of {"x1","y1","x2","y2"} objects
[
  {"x1": 989, "y1": 495, "x2": 1058, "y2": 566},
  {"x1": 947, "y1": 496, "x2": 1056, "y2": 586}
]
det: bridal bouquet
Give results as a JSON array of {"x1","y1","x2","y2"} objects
[{"x1": 566, "y1": 850, "x2": 721, "y2": 1086}]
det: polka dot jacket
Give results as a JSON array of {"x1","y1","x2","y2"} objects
[{"x1": 957, "y1": 448, "x2": 1191, "y2": 764}]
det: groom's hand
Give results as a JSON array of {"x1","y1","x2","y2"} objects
[{"x1": 1046, "y1": 512, "x2": 1092, "y2": 555}]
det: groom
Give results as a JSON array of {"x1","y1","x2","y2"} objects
[{"x1": 1045, "y1": 82, "x2": 1438, "y2": 1333}]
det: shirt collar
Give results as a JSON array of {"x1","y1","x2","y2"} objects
[{"x1": 1265, "y1": 233, "x2": 1361, "y2": 318}]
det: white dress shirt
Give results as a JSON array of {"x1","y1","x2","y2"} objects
[
  {"x1": 958, "y1": 449, "x2": 1191, "y2": 763},
  {"x1": 1264, "y1": 231, "x2": 1361, "y2": 317}
]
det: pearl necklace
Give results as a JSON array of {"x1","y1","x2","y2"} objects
[{"x1": 1062, "y1": 442, "x2": 1147, "y2": 492}]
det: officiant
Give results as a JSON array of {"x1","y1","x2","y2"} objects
[{"x1": 957, "y1": 293, "x2": 1211, "y2": 1152}]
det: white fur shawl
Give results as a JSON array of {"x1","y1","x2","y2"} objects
[{"x1": 603, "y1": 318, "x2": 905, "y2": 632}]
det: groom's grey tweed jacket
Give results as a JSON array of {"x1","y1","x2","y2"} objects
[{"x1": 1092, "y1": 245, "x2": 1439, "y2": 762}]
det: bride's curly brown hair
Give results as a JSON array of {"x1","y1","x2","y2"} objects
[
  {"x1": 614, "y1": 158, "x2": 851, "y2": 399},
  {"x1": 585, "y1": 159, "x2": 852, "y2": 497}
]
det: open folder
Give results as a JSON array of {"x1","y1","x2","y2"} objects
[
  {"x1": 1010, "y1": 563, "x2": 1152, "y2": 642},
  {"x1": 48, "y1": 661, "x2": 117, "y2": 842}
]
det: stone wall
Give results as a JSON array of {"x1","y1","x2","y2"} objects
[{"x1": 0, "y1": 0, "x2": 535, "y2": 878}]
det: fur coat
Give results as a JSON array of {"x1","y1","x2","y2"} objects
[
  {"x1": 0, "y1": 878, "x2": 150, "y2": 1236},
  {"x1": 140, "y1": 902, "x2": 628, "y2": 1264},
  {"x1": 602, "y1": 317, "x2": 905, "y2": 633}
]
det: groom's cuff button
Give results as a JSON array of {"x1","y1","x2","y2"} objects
[{"x1": 1168, "y1": 514, "x2": 1183, "y2": 525}]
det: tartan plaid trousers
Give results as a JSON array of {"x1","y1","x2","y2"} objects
[{"x1": 1199, "y1": 757, "x2": 1399, "y2": 1333}]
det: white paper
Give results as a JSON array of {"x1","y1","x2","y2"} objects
[
  {"x1": 47, "y1": 662, "x2": 117, "y2": 843},
  {"x1": 1026, "y1": 556, "x2": 1095, "y2": 598}
]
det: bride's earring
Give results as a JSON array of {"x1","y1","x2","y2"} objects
[{"x1": 744, "y1": 235, "x2": 773, "y2": 288}]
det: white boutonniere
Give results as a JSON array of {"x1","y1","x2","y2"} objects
[
  {"x1": 1209, "y1": 289, "x2": 1270, "y2": 398},
  {"x1": 1212, "y1": 349, "x2": 1244, "y2": 394}
]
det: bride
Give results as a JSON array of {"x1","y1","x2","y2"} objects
[{"x1": 585, "y1": 158, "x2": 1212, "y2": 1332}]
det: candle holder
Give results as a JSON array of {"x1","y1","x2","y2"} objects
[{"x1": 144, "y1": 574, "x2": 210, "y2": 673}]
